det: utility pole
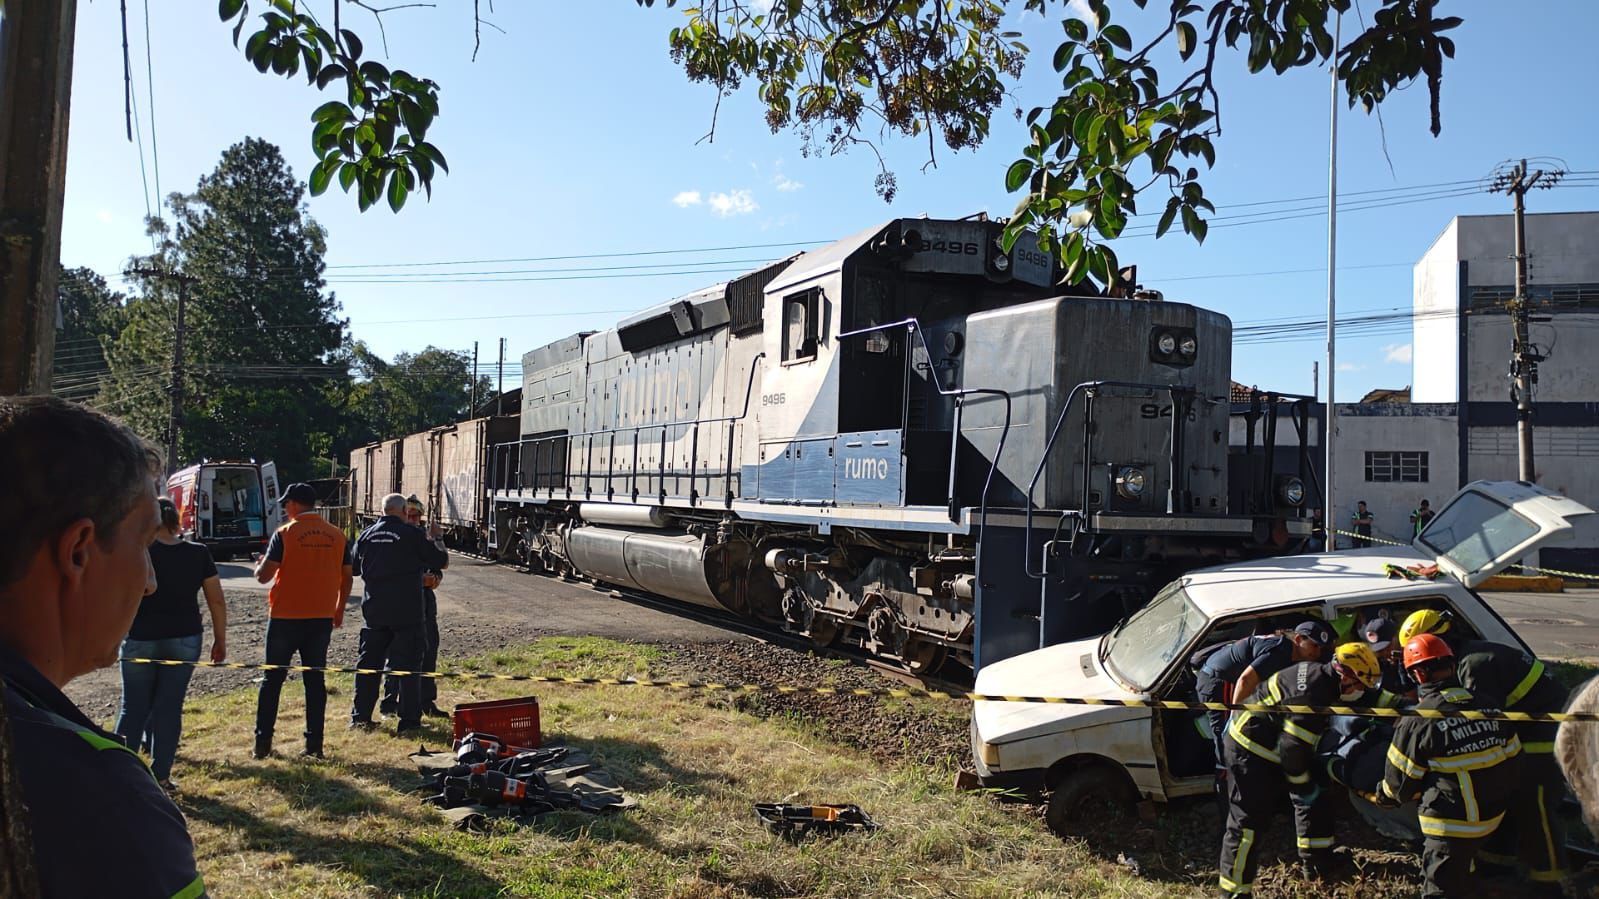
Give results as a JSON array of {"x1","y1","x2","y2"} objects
[
  {"x1": 496, "y1": 337, "x2": 505, "y2": 416},
  {"x1": 1324, "y1": 11, "x2": 1340, "y2": 547},
  {"x1": 0, "y1": 1, "x2": 80, "y2": 396},
  {"x1": 1490, "y1": 159, "x2": 1563, "y2": 482},
  {"x1": 128, "y1": 267, "x2": 197, "y2": 474},
  {"x1": 470, "y1": 340, "x2": 479, "y2": 416}
]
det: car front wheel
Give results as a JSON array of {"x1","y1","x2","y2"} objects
[{"x1": 1044, "y1": 762, "x2": 1137, "y2": 839}]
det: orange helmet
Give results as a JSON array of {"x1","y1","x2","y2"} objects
[{"x1": 1402, "y1": 633, "x2": 1454, "y2": 672}]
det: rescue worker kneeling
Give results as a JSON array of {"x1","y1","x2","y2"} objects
[
  {"x1": 1400, "y1": 608, "x2": 1568, "y2": 887},
  {"x1": 1374, "y1": 633, "x2": 1521, "y2": 899},
  {"x1": 1217, "y1": 643, "x2": 1381, "y2": 895}
]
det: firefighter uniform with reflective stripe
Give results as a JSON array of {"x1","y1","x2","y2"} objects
[
  {"x1": 1451, "y1": 639, "x2": 1570, "y2": 883},
  {"x1": 1218, "y1": 661, "x2": 1341, "y2": 895},
  {"x1": 1381, "y1": 683, "x2": 1521, "y2": 899}
]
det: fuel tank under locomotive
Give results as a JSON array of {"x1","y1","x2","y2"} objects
[{"x1": 562, "y1": 505, "x2": 782, "y2": 619}]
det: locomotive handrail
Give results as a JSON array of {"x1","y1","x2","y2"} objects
[
  {"x1": 836, "y1": 317, "x2": 1015, "y2": 629},
  {"x1": 1021, "y1": 379, "x2": 1204, "y2": 582},
  {"x1": 488, "y1": 353, "x2": 766, "y2": 505}
]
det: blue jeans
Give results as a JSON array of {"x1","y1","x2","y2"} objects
[{"x1": 116, "y1": 634, "x2": 202, "y2": 782}]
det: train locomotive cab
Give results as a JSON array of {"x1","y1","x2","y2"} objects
[{"x1": 485, "y1": 216, "x2": 1314, "y2": 677}]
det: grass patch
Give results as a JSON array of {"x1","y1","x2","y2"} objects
[
  {"x1": 1549, "y1": 658, "x2": 1599, "y2": 691},
  {"x1": 163, "y1": 637, "x2": 1185, "y2": 898}
]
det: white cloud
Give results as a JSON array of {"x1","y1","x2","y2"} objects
[
  {"x1": 707, "y1": 189, "x2": 759, "y2": 217},
  {"x1": 1337, "y1": 361, "x2": 1363, "y2": 372},
  {"x1": 1066, "y1": 0, "x2": 1096, "y2": 28},
  {"x1": 1384, "y1": 342, "x2": 1413, "y2": 365},
  {"x1": 672, "y1": 191, "x2": 703, "y2": 208},
  {"x1": 773, "y1": 173, "x2": 803, "y2": 192}
]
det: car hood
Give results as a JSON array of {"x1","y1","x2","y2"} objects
[{"x1": 972, "y1": 638, "x2": 1148, "y2": 745}]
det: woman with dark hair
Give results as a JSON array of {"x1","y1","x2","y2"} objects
[{"x1": 115, "y1": 497, "x2": 227, "y2": 790}]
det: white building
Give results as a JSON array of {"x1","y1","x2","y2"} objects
[{"x1": 1326, "y1": 212, "x2": 1599, "y2": 568}]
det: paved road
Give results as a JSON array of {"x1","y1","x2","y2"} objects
[{"x1": 1480, "y1": 588, "x2": 1599, "y2": 661}]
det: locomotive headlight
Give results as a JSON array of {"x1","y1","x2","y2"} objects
[
  {"x1": 1156, "y1": 332, "x2": 1177, "y2": 355},
  {"x1": 1115, "y1": 466, "x2": 1147, "y2": 499},
  {"x1": 1276, "y1": 476, "x2": 1306, "y2": 507},
  {"x1": 992, "y1": 252, "x2": 1010, "y2": 271},
  {"x1": 1179, "y1": 335, "x2": 1198, "y2": 357}
]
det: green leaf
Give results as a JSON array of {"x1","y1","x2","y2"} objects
[
  {"x1": 340, "y1": 28, "x2": 363, "y2": 61},
  {"x1": 1005, "y1": 159, "x2": 1034, "y2": 192},
  {"x1": 417, "y1": 142, "x2": 449, "y2": 174},
  {"x1": 311, "y1": 100, "x2": 350, "y2": 123},
  {"x1": 387, "y1": 169, "x2": 408, "y2": 213},
  {"x1": 1085, "y1": 114, "x2": 1107, "y2": 152},
  {"x1": 1053, "y1": 41, "x2": 1074, "y2": 72},
  {"x1": 338, "y1": 162, "x2": 358, "y2": 192},
  {"x1": 309, "y1": 160, "x2": 332, "y2": 196},
  {"x1": 219, "y1": 0, "x2": 245, "y2": 19},
  {"x1": 1101, "y1": 25, "x2": 1132, "y2": 52},
  {"x1": 316, "y1": 63, "x2": 347, "y2": 90},
  {"x1": 1176, "y1": 21, "x2": 1197, "y2": 59},
  {"x1": 1156, "y1": 200, "x2": 1179, "y2": 238},
  {"x1": 1064, "y1": 19, "x2": 1089, "y2": 43}
]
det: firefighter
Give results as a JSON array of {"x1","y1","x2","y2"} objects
[
  {"x1": 1375, "y1": 633, "x2": 1522, "y2": 899},
  {"x1": 1192, "y1": 621, "x2": 1334, "y2": 769},
  {"x1": 1217, "y1": 648, "x2": 1379, "y2": 896},
  {"x1": 1399, "y1": 609, "x2": 1570, "y2": 888}
]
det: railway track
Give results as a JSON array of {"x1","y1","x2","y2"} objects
[{"x1": 453, "y1": 551, "x2": 974, "y2": 692}]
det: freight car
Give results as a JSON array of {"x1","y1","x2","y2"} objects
[
  {"x1": 482, "y1": 216, "x2": 1315, "y2": 675},
  {"x1": 349, "y1": 415, "x2": 519, "y2": 550}
]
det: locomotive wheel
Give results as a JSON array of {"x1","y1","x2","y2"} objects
[{"x1": 903, "y1": 641, "x2": 947, "y2": 675}]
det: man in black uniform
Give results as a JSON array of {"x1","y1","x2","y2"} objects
[
  {"x1": 1376, "y1": 633, "x2": 1521, "y2": 899},
  {"x1": 1218, "y1": 651, "x2": 1379, "y2": 895},
  {"x1": 350, "y1": 492, "x2": 449, "y2": 734},
  {"x1": 1192, "y1": 620, "x2": 1333, "y2": 768},
  {"x1": 382, "y1": 495, "x2": 449, "y2": 719},
  {"x1": 0, "y1": 396, "x2": 204, "y2": 898},
  {"x1": 1399, "y1": 608, "x2": 1570, "y2": 888}
]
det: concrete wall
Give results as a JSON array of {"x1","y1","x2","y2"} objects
[
  {"x1": 1328, "y1": 404, "x2": 1460, "y2": 548},
  {"x1": 1412, "y1": 219, "x2": 1461, "y2": 403},
  {"x1": 1415, "y1": 213, "x2": 1599, "y2": 403}
]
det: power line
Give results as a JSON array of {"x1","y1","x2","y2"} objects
[{"x1": 142, "y1": 0, "x2": 162, "y2": 208}]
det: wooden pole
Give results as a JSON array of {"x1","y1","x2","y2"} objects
[{"x1": 0, "y1": 0, "x2": 80, "y2": 395}]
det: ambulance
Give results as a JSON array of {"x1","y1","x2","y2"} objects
[{"x1": 166, "y1": 460, "x2": 283, "y2": 559}]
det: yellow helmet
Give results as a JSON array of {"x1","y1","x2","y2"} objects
[
  {"x1": 1333, "y1": 642, "x2": 1382, "y2": 690},
  {"x1": 1398, "y1": 609, "x2": 1451, "y2": 645}
]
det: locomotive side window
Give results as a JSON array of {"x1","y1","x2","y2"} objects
[{"x1": 782, "y1": 288, "x2": 821, "y2": 364}]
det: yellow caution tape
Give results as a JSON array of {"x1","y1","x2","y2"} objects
[{"x1": 120, "y1": 657, "x2": 1599, "y2": 722}]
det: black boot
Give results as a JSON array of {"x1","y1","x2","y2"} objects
[
  {"x1": 253, "y1": 734, "x2": 272, "y2": 760},
  {"x1": 303, "y1": 733, "x2": 324, "y2": 759}
]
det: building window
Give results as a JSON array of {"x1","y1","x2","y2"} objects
[{"x1": 1365, "y1": 451, "x2": 1429, "y2": 483}]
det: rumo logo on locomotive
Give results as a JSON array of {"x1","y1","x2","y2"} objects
[{"x1": 348, "y1": 216, "x2": 1315, "y2": 678}]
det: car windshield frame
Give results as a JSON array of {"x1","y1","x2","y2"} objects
[
  {"x1": 1101, "y1": 580, "x2": 1209, "y2": 693},
  {"x1": 1415, "y1": 489, "x2": 1541, "y2": 581}
]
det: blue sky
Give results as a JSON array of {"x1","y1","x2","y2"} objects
[{"x1": 61, "y1": 2, "x2": 1599, "y2": 401}]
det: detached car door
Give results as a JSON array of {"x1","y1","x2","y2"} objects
[{"x1": 1416, "y1": 480, "x2": 1594, "y2": 587}]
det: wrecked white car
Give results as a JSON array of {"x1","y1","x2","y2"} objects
[{"x1": 970, "y1": 480, "x2": 1594, "y2": 835}]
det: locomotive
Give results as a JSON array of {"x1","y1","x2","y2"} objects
[{"x1": 473, "y1": 216, "x2": 1314, "y2": 674}]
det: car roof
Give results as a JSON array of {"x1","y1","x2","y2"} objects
[{"x1": 1177, "y1": 545, "x2": 1458, "y2": 618}]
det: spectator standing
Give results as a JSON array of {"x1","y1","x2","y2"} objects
[
  {"x1": 383, "y1": 495, "x2": 449, "y2": 719},
  {"x1": 115, "y1": 497, "x2": 227, "y2": 789},
  {"x1": 1410, "y1": 499, "x2": 1436, "y2": 537},
  {"x1": 0, "y1": 396, "x2": 203, "y2": 898},
  {"x1": 351, "y1": 493, "x2": 448, "y2": 734},
  {"x1": 252, "y1": 482, "x2": 352, "y2": 759},
  {"x1": 1351, "y1": 501, "x2": 1374, "y2": 548}
]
